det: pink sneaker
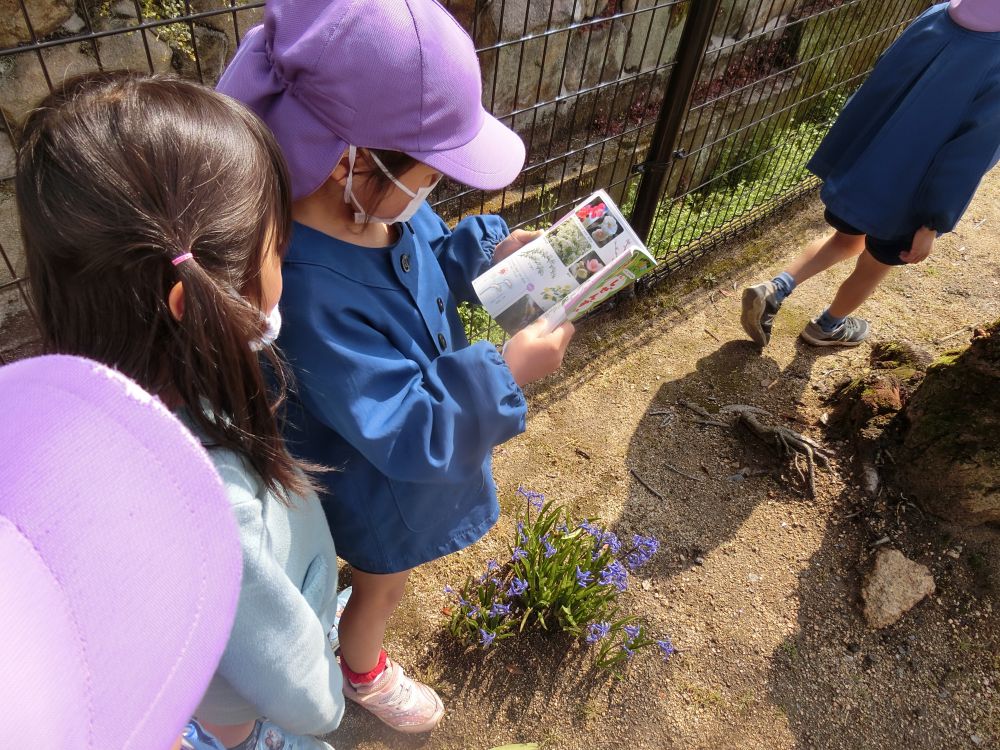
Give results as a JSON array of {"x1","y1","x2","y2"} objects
[{"x1": 343, "y1": 657, "x2": 444, "y2": 733}]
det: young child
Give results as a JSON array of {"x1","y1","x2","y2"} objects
[
  {"x1": 217, "y1": 0, "x2": 575, "y2": 732},
  {"x1": 17, "y1": 71, "x2": 345, "y2": 750},
  {"x1": 742, "y1": 0, "x2": 1000, "y2": 348},
  {"x1": 0, "y1": 354, "x2": 242, "y2": 750}
]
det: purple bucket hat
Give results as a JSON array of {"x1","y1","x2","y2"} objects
[
  {"x1": 0, "y1": 355, "x2": 241, "y2": 750},
  {"x1": 217, "y1": 0, "x2": 526, "y2": 200}
]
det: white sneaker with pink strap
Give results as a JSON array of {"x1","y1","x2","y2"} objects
[{"x1": 343, "y1": 656, "x2": 444, "y2": 733}]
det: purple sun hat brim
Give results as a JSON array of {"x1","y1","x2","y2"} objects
[{"x1": 0, "y1": 355, "x2": 241, "y2": 750}]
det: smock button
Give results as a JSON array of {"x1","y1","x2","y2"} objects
[
  {"x1": 436, "y1": 297, "x2": 445, "y2": 312},
  {"x1": 437, "y1": 333, "x2": 447, "y2": 350},
  {"x1": 400, "y1": 254, "x2": 411, "y2": 273}
]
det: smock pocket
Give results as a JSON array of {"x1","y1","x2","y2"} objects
[
  {"x1": 300, "y1": 554, "x2": 329, "y2": 614},
  {"x1": 387, "y1": 469, "x2": 487, "y2": 534}
]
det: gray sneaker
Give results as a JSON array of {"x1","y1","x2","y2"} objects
[
  {"x1": 800, "y1": 316, "x2": 870, "y2": 347},
  {"x1": 741, "y1": 281, "x2": 782, "y2": 346}
]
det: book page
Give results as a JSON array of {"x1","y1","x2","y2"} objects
[{"x1": 473, "y1": 191, "x2": 651, "y2": 335}]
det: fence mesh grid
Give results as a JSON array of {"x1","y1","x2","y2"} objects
[{"x1": 0, "y1": 0, "x2": 930, "y2": 359}]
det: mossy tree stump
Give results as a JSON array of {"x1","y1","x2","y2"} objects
[{"x1": 895, "y1": 322, "x2": 1000, "y2": 527}]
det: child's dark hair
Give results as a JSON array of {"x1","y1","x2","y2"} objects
[
  {"x1": 17, "y1": 71, "x2": 313, "y2": 501},
  {"x1": 360, "y1": 148, "x2": 420, "y2": 220}
]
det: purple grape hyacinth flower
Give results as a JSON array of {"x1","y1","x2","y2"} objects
[
  {"x1": 516, "y1": 486, "x2": 545, "y2": 510},
  {"x1": 586, "y1": 622, "x2": 611, "y2": 643},
  {"x1": 599, "y1": 560, "x2": 629, "y2": 592},
  {"x1": 489, "y1": 602, "x2": 511, "y2": 617},
  {"x1": 624, "y1": 624, "x2": 642, "y2": 641},
  {"x1": 657, "y1": 638, "x2": 676, "y2": 660},
  {"x1": 512, "y1": 547, "x2": 527, "y2": 561},
  {"x1": 507, "y1": 577, "x2": 528, "y2": 597},
  {"x1": 479, "y1": 628, "x2": 496, "y2": 647},
  {"x1": 575, "y1": 566, "x2": 594, "y2": 587},
  {"x1": 543, "y1": 535, "x2": 557, "y2": 558},
  {"x1": 486, "y1": 559, "x2": 500, "y2": 572}
]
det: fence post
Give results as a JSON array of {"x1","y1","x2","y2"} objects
[{"x1": 629, "y1": 0, "x2": 723, "y2": 243}]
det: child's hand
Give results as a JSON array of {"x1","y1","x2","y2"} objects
[
  {"x1": 502, "y1": 318, "x2": 575, "y2": 387},
  {"x1": 493, "y1": 229, "x2": 543, "y2": 265},
  {"x1": 899, "y1": 226, "x2": 936, "y2": 264}
]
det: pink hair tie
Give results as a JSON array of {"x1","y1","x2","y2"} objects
[{"x1": 172, "y1": 252, "x2": 194, "y2": 266}]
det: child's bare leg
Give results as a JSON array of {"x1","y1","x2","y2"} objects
[
  {"x1": 338, "y1": 567, "x2": 410, "y2": 673},
  {"x1": 783, "y1": 230, "x2": 866, "y2": 285},
  {"x1": 198, "y1": 720, "x2": 256, "y2": 748},
  {"x1": 826, "y1": 249, "x2": 893, "y2": 318}
]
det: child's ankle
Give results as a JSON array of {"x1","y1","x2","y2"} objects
[
  {"x1": 817, "y1": 308, "x2": 846, "y2": 332},
  {"x1": 772, "y1": 271, "x2": 796, "y2": 303},
  {"x1": 341, "y1": 648, "x2": 388, "y2": 685}
]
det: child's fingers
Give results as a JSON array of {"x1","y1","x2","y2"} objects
[
  {"x1": 546, "y1": 321, "x2": 576, "y2": 351},
  {"x1": 512, "y1": 229, "x2": 543, "y2": 243}
]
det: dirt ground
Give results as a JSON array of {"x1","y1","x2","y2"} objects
[{"x1": 331, "y1": 173, "x2": 1000, "y2": 750}]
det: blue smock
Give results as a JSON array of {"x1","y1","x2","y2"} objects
[
  {"x1": 808, "y1": 3, "x2": 1000, "y2": 239},
  {"x1": 278, "y1": 203, "x2": 527, "y2": 573}
]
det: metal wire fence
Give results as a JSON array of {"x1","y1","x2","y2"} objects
[{"x1": 0, "y1": 0, "x2": 930, "y2": 359}]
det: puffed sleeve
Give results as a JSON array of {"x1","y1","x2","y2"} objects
[{"x1": 412, "y1": 203, "x2": 510, "y2": 304}]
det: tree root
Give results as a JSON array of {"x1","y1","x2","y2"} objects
[{"x1": 678, "y1": 399, "x2": 832, "y2": 498}]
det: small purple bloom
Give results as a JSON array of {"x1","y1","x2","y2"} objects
[
  {"x1": 585, "y1": 622, "x2": 611, "y2": 644},
  {"x1": 486, "y1": 559, "x2": 499, "y2": 572},
  {"x1": 657, "y1": 639, "x2": 675, "y2": 660},
  {"x1": 489, "y1": 602, "x2": 511, "y2": 617},
  {"x1": 479, "y1": 628, "x2": 496, "y2": 647},
  {"x1": 577, "y1": 520, "x2": 600, "y2": 537},
  {"x1": 624, "y1": 624, "x2": 642, "y2": 641},
  {"x1": 507, "y1": 577, "x2": 528, "y2": 597},
  {"x1": 443, "y1": 585, "x2": 454, "y2": 594},
  {"x1": 625, "y1": 534, "x2": 660, "y2": 569},
  {"x1": 516, "y1": 521, "x2": 527, "y2": 544},
  {"x1": 512, "y1": 547, "x2": 527, "y2": 561},
  {"x1": 467, "y1": 605, "x2": 480, "y2": 618},
  {"x1": 575, "y1": 566, "x2": 594, "y2": 587},
  {"x1": 599, "y1": 531, "x2": 622, "y2": 555},
  {"x1": 458, "y1": 596, "x2": 469, "y2": 607},
  {"x1": 543, "y1": 535, "x2": 557, "y2": 558},
  {"x1": 621, "y1": 643, "x2": 635, "y2": 659},
  {"x1": 599, "y1": 560, "x2": 628, "y2": 592},
  {"x1": 516, "y1": 487, "x2": 545, "y2": 510},
  {"x1": 556, "y1": 522, "x2": 569, "y2": 533}
]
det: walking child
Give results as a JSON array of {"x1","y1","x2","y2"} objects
[
  {"x1": 742, "y1": 0, "x2": 1000, "y2": 347},
  {"x1": 218, "y1": 0, "x2": 575, "y2": 732}
]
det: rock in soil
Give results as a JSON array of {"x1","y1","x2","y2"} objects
[{"x1": 862, "y1": 548, "x2": 935, "y2": 629}]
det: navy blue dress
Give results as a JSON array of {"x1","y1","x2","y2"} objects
[
  {"x1": 809, "y1": 3, "x2": 1000, "y2": 240},
  {"x1": 278, "y1": 204, "x2": 527, "y2": 573}
]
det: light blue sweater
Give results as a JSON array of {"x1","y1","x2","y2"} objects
[{"x1": 182, "y1": 415, "x2": 344, "y2": 736}]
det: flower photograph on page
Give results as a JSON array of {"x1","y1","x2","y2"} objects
[{"x1": 546, "y1": 216, "x2": 593, "y2": 266}]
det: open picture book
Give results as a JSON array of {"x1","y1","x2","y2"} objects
[{"x1": 472, "y1": 190, "x2": 656, "y2": 335}]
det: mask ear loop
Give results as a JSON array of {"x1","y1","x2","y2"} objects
[
  {"x1": 367, "y1": 149, "x2": 419, "y2": 198},
  {"x1": 344, "y1": 145, "x2": 369, "y2": 224}
]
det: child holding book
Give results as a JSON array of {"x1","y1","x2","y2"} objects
[{"x1": 218, "y1": 0, "x2": 574, "y2": 733}]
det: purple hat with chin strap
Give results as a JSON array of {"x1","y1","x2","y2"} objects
[
  {"x1": 0, "y1": 355, "x2": 241, "y2": 750},
  {"x1": 217, "y1": 0, "x2": 526, "y2": 200}
]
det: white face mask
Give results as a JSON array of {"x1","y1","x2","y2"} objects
[
  {"x1": 250, "y1": 305, "x2": 282, "y2": 352},
  {"x1": 344, "y1": 145, "x2": 440, "y2": 225}
]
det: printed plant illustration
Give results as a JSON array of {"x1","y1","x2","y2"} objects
[{"x1": 541, "y1": 284, "x2": 574, "y2": 303}]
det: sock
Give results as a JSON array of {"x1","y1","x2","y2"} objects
[
  {"x1": 341, "y1": 649, "x2": 388, "y2": 686},
  {"x1": 771, "y1": 271, "x2": 796, "y2": 303},
  {"x1": 817, "y1": 308, "x2": 846, "y2": 333}
]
